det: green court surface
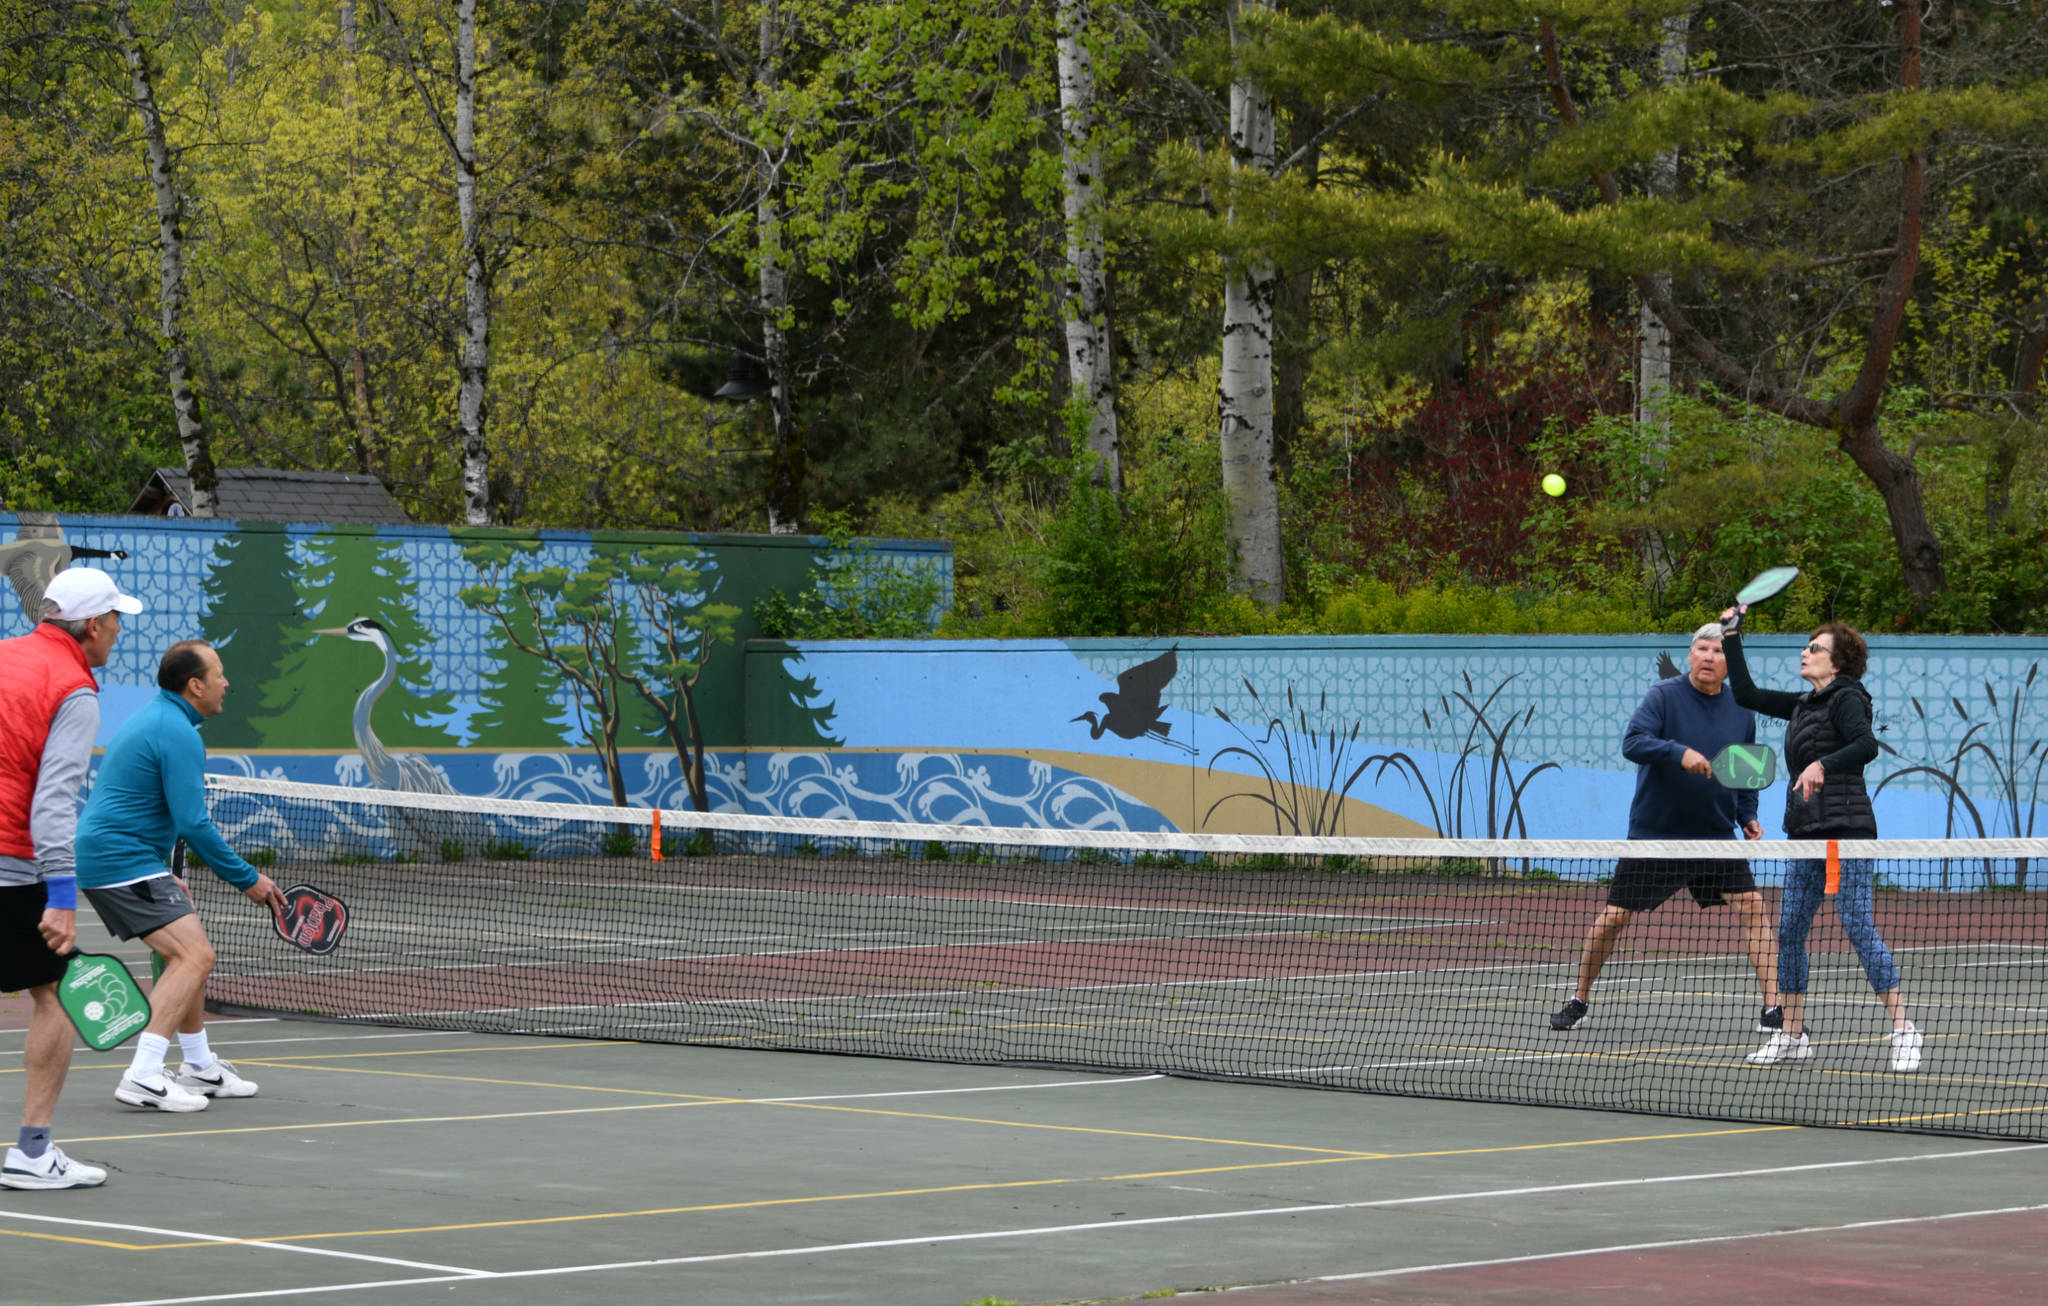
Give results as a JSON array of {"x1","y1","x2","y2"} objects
[
  {"x1": 7, "y1": 915, "x2": 2048, "y2": 1306},
  {"x1": 3, "y1": 1014, "x2": 2044, "y2": 1306}
]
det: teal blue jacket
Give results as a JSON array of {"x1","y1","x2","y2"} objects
[{"x1": 76, "y1": 690, "x2": 257, "y2": 891}]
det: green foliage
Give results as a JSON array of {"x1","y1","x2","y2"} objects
[
  {"x1": 601, "y1": 831, "x2": 637, "y2": 856},
  {"x1": 1027, "y1": 399, "x2": 1236, "y2": 637},
  {"x1": 753, "y1": 511, "x2": 946, "y2": 639},
  {"x1": 1319, "y1": 581, "x2": 1647, "y2": 635}
]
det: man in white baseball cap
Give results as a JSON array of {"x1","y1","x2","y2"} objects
[
  {"x1": 0, "y1": 564, "x2": 142, "y2": 1189},
  {"x1": 41, "y1": 567, "x2": 146, "y2": 622}
]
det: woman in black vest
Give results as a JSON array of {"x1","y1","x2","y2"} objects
[{"x1": 1718, "y1": 611, "x2": 1921, "y2": 1072}]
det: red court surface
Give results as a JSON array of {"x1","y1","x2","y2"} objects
[{"x1": 1136, "y1": 1208, "x2": 2046, "y2": 1305}]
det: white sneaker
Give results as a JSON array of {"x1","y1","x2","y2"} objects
[
  {"x1": 1747, "y1": 1031, "x2": 1812, "y2": 1064},
  {"x1": 0, "y1": 1144, "x2": 108, "y2": 1189},
  {"x1": 115, "y1": 1071, "x2": 211, "y2": 1112},
  {"x1": 1891, "y1": 1024, "x2": 1923, "y2": 1073},
  {"x1": 176, "y1": 1059, "x2": 258, "y2": 1098}
]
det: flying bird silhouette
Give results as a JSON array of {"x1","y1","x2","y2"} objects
[
  {"x1": 0, "y1": 512, "x2": 130, "y2": 624},
  {"x1": 1656, "y1": 652, "x2": 1682, "y2": 680},
  {"x1": 1071, "y1": 645, "x2": 1196, "y2": 755}
]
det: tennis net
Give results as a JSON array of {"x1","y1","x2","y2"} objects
[{"x1": 197, "y1": 777, "x2": 2048, "y2": 1139}]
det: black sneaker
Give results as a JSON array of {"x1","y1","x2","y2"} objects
[
  {"x1": 1550, "y1": 997, "x2": 1588, "y2": 1031},
  {"x1": 1757, "y1": 1005, "x2": 1784, "y2": 1033}
]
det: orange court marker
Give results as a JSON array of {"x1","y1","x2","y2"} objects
[
  {"x1": 651, "y1": 810, "x2": 664, "y2": 862},
  {"x1": 1824, "y1": 839, "x2": 1840, "y2": 895}
]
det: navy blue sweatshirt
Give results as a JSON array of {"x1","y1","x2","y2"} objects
[{"x1": 1622, "y1": 673, "x2": 1760, "y2": 839}]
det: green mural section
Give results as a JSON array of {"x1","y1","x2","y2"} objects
[
  {"x1": 745, "y1": 639, "x2": 844, "y2": 747},
  {"x1": 199, "y1": 527, "x2": 301, "y2": 750},
  {"x1": 0, "y1": 513, "x2": 947, "y2": 763},
  {"x1": 251, "y1": 532, "x2": 458, "y2": 749}
]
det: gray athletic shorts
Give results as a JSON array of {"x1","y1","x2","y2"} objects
[{"x1": 84, "y1": 875, "x2": 194, "y2": 941}]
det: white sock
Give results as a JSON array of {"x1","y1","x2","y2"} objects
[
  {"x1": 128, "y1": 1033, "x2": 170, "y2": 1080},
  {"x1": 178, "y1": 1030, "x2": 215, "y2": 1071}
]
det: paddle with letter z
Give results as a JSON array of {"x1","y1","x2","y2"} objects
[
  {"x1": 57, "y1": 952, "x2": 151, "y2": 1051},
  {"x1": 1711, "y1": 742, "x2": 1779, "y2": 791}
]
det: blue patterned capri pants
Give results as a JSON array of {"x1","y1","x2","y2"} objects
[{"x1": 1777, "y1": 857, "x2": 1901, "y2": 995}]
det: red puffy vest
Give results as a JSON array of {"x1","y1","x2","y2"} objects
[{"x1": 0, "y1": 624, "x2": 99, "y2": 860}]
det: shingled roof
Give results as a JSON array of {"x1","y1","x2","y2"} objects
[{"x1": 130, "y1": 467, "x2": 413, "y2": 525}]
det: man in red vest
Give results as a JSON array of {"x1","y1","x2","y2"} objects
[{"x1": 0, "y1": 566, "x2": 142, "y2": 1190}]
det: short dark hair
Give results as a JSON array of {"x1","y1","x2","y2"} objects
[
  {"x1": 1811, "y1": 622, "x2": 1867, "y2": 679},
  {"x1": 157, "y1": 640, "x2": 214, "y2": 693}
]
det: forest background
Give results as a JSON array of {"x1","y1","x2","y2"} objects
[{"x1": 4, "y1": 0, "x2": 2047, "y2": 637}]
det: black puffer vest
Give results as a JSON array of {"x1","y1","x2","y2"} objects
[{"x1": 1780, "y1": 675, "x2": 1877, "y2": 837}]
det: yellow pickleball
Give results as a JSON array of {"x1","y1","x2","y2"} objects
[{"x1": 1541, "y1": 473, "x2": 1566, "y2": 497}]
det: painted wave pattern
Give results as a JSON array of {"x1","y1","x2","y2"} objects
[{"x1": 198, "y1": 748, "x2": 1174, "y2": 861}]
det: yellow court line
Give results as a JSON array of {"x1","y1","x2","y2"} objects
[
  {"x1": 0, "y1": 1229, "x2": 147, "y2": 1250},
  {"x1": 227, "y1": 1059, "x2": 1388, "y2": 1155},
  {"x1": 0, "y1": 1121, "x2": 1792, "y2": 1251},
  {"x1": 59, "y1": 1099, "x2": 719, "y2": 1145}
]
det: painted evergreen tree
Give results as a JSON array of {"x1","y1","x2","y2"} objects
[
  {"x1": 198, "y1": 526, "x2": 301, "y2": 750},
  {"x1": 251, "y1": 531, "x2": 457, "y2": 750}
]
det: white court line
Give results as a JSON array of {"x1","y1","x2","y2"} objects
[
  {"x1": 1300, "y1": 1201, "x2": 2048, "y2": 1285},
  {"x1": 64, "y1": 1143, "x2": 2045, "y2": 1306},
  {"x1": 0, "y1": 1212, "x2": 486, "y2": 1276},
  {"x1": 751, "y1": 1074, "x2": 1162, "y2": 1101}
]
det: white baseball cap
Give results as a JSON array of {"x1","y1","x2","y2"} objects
[{"x1": 42, "y1": 567, "x2": 145, "y2": 620}]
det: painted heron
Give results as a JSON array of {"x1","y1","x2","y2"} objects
[{"x1": 1071, "y1": 645, "x2": 1195, "y2": 755}]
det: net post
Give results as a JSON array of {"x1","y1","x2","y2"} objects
[
  {"x1": 651, "y1": 809, "x2": 664, "y2": 863},
  {"x1": 1825, "y1": 839, "x2": 1839, "y2": 895}
]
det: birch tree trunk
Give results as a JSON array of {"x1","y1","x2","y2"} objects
[
  {"x1": 758, "y1": 0, "x2": 803, "y2": 535},
  {"x1": 1218, "y1": 0, "x2": 1284, "y2": 607},
  {"x1": 1636, "y1": 13, "x2": 1686, "y2": 438},
  {"x1": 339, "y1": 0, "x2": 382, "y2": 484},
  {"x1": 112, "y1": 0, "x2": 218, "y2": 517},
  {"x1": 453, "y1": 0, "x2": 492, "y2": 525},
  {"x1": 1056, "y1": 0, "x2": 1119, "y2": 491}
]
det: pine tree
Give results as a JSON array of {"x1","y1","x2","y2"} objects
[
  {"x1": 198, "y1": 526, "x2": 302, "y2": 751},
  {"x1": 250, "y1": 531, "x2": 456, "y2": 750}
]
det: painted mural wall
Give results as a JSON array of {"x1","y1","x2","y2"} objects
[
  {"x1": 1, "y1": 511, "x2": 949, "y2": 810},
  {"x1": 743, "y1": 635, "x2": 2048, "y2": 857},
  {"x1": 10, "y1": 511, "x2": 2045, "y2": 874}
]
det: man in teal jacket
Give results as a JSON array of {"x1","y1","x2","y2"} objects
[{"x1": 77, "y1": 639, "x2": 282, "y2": 1112}]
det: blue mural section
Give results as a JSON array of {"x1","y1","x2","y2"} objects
[
  {"x1": 196, "y1": 749, "x2": 1173, "y2": 833},
  {"x1": 743, "y1": 635, "x2": 2048, "y2": 851}
]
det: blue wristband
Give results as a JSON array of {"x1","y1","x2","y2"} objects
[{"x1": 44, "y1": 875, "x2": 78, "y2": 912}]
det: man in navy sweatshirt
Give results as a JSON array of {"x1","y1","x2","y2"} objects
[{"x1": 1549, "y1": 623, "x2": 1779, "y2": 1034}]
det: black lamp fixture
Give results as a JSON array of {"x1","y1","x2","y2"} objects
[{"x1": 712, "y1": 350, "x2": 770, "y2": 402}]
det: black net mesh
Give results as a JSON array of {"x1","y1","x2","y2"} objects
[{"x1": 197, "y1": 778, "x2": 2048, "y2": 1139}]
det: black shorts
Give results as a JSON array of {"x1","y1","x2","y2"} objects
[
  {"x1": 0, "y1": 882, "x2": 68, "y2": 991},
  {"x1": 1608, "y1": 857, "x2": 1758, "y2": 913},
  {"x1": 84, "y1": 876, "x2": 194, "y2": 941}
]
